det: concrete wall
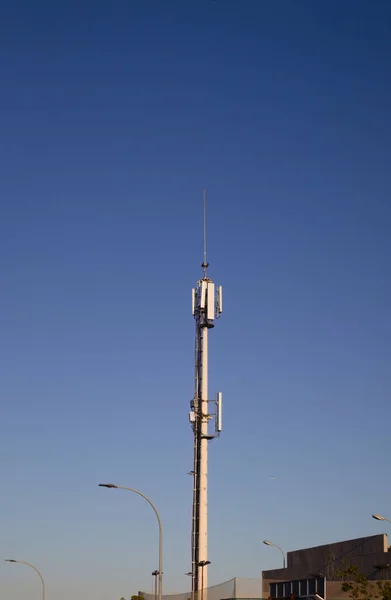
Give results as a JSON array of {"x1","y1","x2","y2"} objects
[{"x1": 262, "y1": 534, "x2": 390, "y2": 599}]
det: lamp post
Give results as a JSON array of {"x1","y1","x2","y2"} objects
[
  {"x1": 152, "y1": 570, "x2": 160, "y2": 600},
  {"x1": 263, "y1": 540, "x2": 286, "y2": 568},
  {"x1": 99, "y1": 484, "x2": 163, "y2": 600},
  {"x1": 197, "y1": 560, "x2": 210, "y2": 600},
  {"x1": 372, "y1": 514, "x2": 391, "y2": 524},
  {"x1": 185, "y1": 571, "x2": 194, "y2": 600},
  {"x1": 5, "y1": 559, "x2": 45, "y2": 600}
]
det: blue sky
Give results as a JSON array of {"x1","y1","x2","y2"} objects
[{"x1": 1, "y1": 1, "x2": 390, "y2": 599}]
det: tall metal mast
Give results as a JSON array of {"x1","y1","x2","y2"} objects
[{"x1": 189, "y1": 190, "x2": 223, "y2": 599}]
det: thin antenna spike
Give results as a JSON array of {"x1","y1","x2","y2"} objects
[
  {"x1": 204, "y1": 189, "x2": 207, "y2": 265},
  {"x1": 202, "y1": 188, "x2": 209, "y2": 278}
]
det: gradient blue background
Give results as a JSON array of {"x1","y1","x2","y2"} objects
[{"x1": 1, "y1": 1, "x2": 390, "y2": 599}]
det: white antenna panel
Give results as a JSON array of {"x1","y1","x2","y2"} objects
[
  {"x1": 192, "y1": 289, "x2": 195, "y2": 315},
  {"x1": 217, "y1": 286, "x2": 223, "y2": 313},
  {"x1": 207, "y1": 282, "x2": 215, "y2": 320},
  {"x1": 200, "y1": 281, "x2": 207, "y2": 309},
  {"x1": 216, "y1": 392, "x2": 222, "y2": 432}
]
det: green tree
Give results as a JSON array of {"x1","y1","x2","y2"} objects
[{"x1": 337, "y1": 563, "x2": 391, "y2": 600}]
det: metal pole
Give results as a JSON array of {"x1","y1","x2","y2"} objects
[
  {"x1": 199, "y1": 326, "x2": 208, "y2": 591},
  {"x1": 152, "y1": 571, "x2": 159, "y2": 600},
  {"x1": 201, "y1": 565, "x2": 204, "y2": 600},
  {"x1": 5, "y1": 560, "x2": 45, "y2": 600},
  {"x1": 273, "y1": 545, "x2": 286, "y2": 568},
  {"x1": 100, "y1": 485, "x2": 163, "y2": 600}
]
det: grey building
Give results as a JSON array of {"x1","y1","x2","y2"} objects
[{"x1": 262, "y1": 533, "x2": 390, "y2": 600}]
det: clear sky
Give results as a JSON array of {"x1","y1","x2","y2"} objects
[{"x1": 1, "y1": 1, "x2": 390, "y2": 599}]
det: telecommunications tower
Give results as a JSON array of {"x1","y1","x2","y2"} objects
[{"x1": 189, "y1": 190, "x2": 223, "y2": 598}]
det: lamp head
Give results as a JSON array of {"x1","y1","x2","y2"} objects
[{"x1": 98, "y1": 483, "x2": 118, "y2": 489}]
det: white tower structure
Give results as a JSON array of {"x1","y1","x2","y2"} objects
[{"x1": 189, "y1": 190, "x2": 223, "y2": 599}]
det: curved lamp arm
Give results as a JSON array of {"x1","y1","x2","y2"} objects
[
  {"x1": 99, "y1": 483, "x2": 163, "y2": 600},
  {"x1": 5, "y1": 559, "x2": 45, "y2": 600},
  {"x1": 263, "y1": 540, "x2": 286, "y2": 568}
]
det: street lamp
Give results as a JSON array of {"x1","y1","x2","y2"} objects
[
  {"x1": 185, "y1": 572, "x2": 194, "y2": 600},
  {"x1": 99, "y1": 483, "x2": 163, "y2": 600},
  {"x1": 152, "y1": 570, "x2": 160, "y2": 600},
  {"x1": 372, "y1": 514, "x2": 391, "y2": 524},
  {"x1": 5, "y1": 559, "x2": 45, "y2": 600},
  {"x1": 263, "y1": 540, "x2": 286, "y2": 568},
  {"x1": 197, "y1": 560, "x2": 211, "y2": 600}
]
